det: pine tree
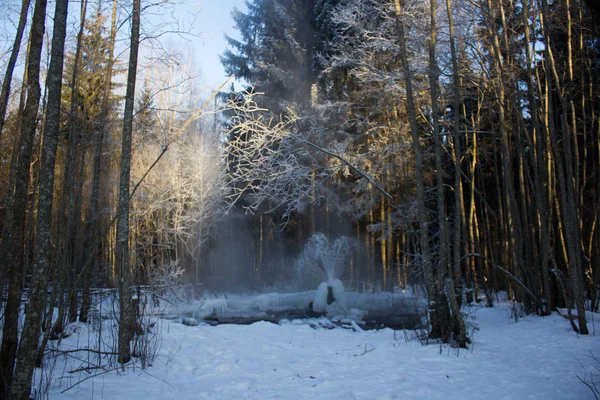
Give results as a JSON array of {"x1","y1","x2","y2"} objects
[
  {"x1": 222, "y1": 0, "x2": 318, "y2": 110},
  {"x1": 221, "y1": 1, "x2": 264, "y2": 82},
  {"x1": 61, "y1": 2, "x2": 118, "y2": 136}
]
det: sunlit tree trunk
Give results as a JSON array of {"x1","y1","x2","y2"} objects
[
  {"x1": 484, "y1": 0, "x2": 525, "y2": 304},
  {"x1": 117, "y1": 0, "x2": 141, "y2": 364},
  {"x1": 9, "y1": 0, "x2": 68, "y2": 397},
  {"x1": 394, "y1": 0, "x2": 442, "y2": 342},
  {"x1": 540, "y1": 0, "x2": 588, "y2": 334},
  {"x1": 522, "y1": 1, "x2": 552, "y2": 315},
  {"x1": 467, "y1": 112, "x2": 481, "y2": 302}
]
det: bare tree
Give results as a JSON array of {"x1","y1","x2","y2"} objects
[
  {"x1": 393, "y1": 0, "x2": 444, "y2": 344},
  {"x1": 427, "y1": 0, "x2": 450, "y2": 340},
  {"x1": 224, "y1": 93, "x2": 393, "y2": 222},
  {"x1": 539, "y1": 0, "x2": 588, "y2": 334},
  {"x1": 0, "y1": 0, "x2": 47, "y2": 394},
  {"x1": 117, "y1": 0, "x2": 141, "y2": 365},
  {"x1": 131, "y1": 60, "x2": 225, "y2": 286},
  {"x1": 9, "y1": 0, "x2": 69, "y2": 396},
  {"x1": 445, "y1": 0, "x2": 468, "y2": 348}
]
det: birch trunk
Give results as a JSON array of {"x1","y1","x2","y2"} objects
[
  {"x1": 393, "y1": 0, "x2": 438, "y2": 341},
  {"x1": 117, "y1": 0, "x2": 141, "y2": 365},
  {"x1": 9, "y1": 0, "x2": 69, "y2": 397},
  {"x1": 0, "y1": 0, "x2": 47, "y2": 394}
]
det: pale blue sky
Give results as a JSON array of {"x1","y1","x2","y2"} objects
[
  {"x1": 173, "y1": 0, "x2": 247, "y2": 91},
  {"x1": 0, "y1": 0, "x2": 247, "y2": 97}
]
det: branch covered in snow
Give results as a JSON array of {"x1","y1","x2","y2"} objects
[{"x1": 223, "y1": 92, "x2": 391, "y2": 221}]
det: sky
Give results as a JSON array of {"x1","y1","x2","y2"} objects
[
  {"x1": 0, "y1": 0, "x2": 247, "y2": 97},
  {"x1": 163, "y1": 0, "x2": 247, "y2": 92}
]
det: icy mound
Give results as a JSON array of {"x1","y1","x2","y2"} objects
[
  {"x1": 193, "y1": 299, "x2": 229, "y2": 319},
  {"x1": 313, "y1": 279, "x2": 347, "y2": 317},
  {"x1": 313, "y1": 282, "x2": 329, "y2": 313},
  {"x1": 178, "y1": 288, "x2": 426, "y2": 330}
]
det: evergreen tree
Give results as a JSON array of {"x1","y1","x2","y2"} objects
[
  {"x1": 61, "y1": 2, "x2": 119, "y2": 137},
  {"x1": 222, "y1": 0, "x2": 318, "y2": 111},
  {"x1": 221, "y1": 1, "x2": 264, "y2": 82}
]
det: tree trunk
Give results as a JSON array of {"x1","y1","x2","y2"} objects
[
  {"x1": 427, "y1": 0, "x2": 450, "y2": 341},
  {"x1": 484, "y1": 0, "x2": 525, "y2": 305},
  {"x1": 8, "y1": 0, "x2": 69, "y2": 398},
  {"x1": 446, "y1": 0, "x2": 468, "y2": 348},
  {"x1": 83, "y1": 0, "x2": 117, "y2": 290},
  {"x1": 393, "y1": 0, "x2": 437, "y2": 341},
  {"x1": 0, "y1": 0, "x2": 47, "y2": 395},
  {"x1": 540, "y1": 0, "x2": 588, "y2": 334},
  {"x1": 117, "y1": 0, "x2": 141, "y2": 365},
  {"x1": 522, "y1": 0, "x2": 552, "y2": 315}
]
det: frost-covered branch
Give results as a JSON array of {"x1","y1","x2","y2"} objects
[
  {"x1": 223, "y1": 92, "x2": 391, "y2": 220},
  {"x1": 289, "y1": 128, "x2": 393, "y2": 202},
  {"x1": 130, "y1": 68, "x2": 232, "y2": 267}
]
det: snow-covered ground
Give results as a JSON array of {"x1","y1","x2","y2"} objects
[{"x1": 44, "y1": 302, "x2": 599, "y2": 400}]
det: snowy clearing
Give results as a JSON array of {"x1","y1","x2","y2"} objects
[{"x1": 45, "y1": 303, "x2": 599, "y2": 400}]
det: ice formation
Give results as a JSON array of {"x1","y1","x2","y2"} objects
[
  {"x1": 312, "y1": 279, "x2": 347, "y2": 315},
  {"x1": 194, "y1": 299, "x2": 228, "y2": 319},
  {"x1": 295, "y1": 233, "x2": 353, "y2": 285},
  {"x1": 313, "y1": 282, "x2": 329, "y2": 313}
]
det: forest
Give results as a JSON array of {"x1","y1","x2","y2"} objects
[{"x1": 0, "y1": 0, "x2": 599, "y2": 398}]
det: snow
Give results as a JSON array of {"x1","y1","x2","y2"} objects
[
  {"x1": 180, "y1": 316, "x2": 199, "y2": 326},
  {"x1": 44, "y1": 302, "x2": 599, "y2": 400}
]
